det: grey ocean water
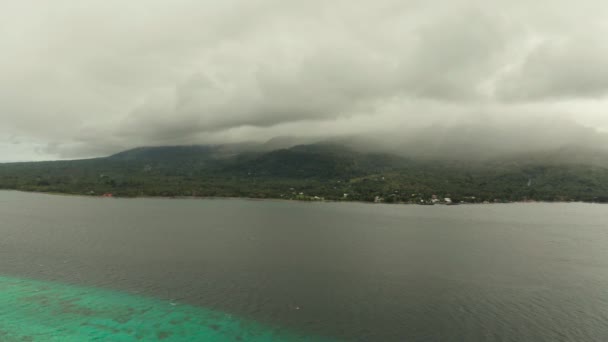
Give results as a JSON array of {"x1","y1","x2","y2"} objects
[{"x1": 1, "y1": 190, "x2": 607, "y2": 341}]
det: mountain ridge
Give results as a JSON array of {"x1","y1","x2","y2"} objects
[{"x1": 1, "y1": 142, "x2": 608, "y2": 203}]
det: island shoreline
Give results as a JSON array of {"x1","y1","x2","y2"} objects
[{"x1": 1, "y1": 189, "x2": 604, "y2": 206}]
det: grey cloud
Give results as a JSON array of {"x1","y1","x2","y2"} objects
[
  {"x1": 114, "y1": 6, "x2": 513, "y2": 140},
  {"x1": 397, "y1": 8, "x2": 514, "y2": 100},
  {"x1": 496, "y1": 35, "x2": 608, "y2": 101},
  {"x1": 1, "y1": 0, "x2": 608, "y2": 160}
]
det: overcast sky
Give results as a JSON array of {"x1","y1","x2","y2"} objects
[{"x1": 1, "y1": 0, "x2": 608, "y2": 161}]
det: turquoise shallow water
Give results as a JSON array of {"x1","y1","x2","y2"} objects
[
  {"x1": 2, "y1": 191, "x2": 608, "y2": 340},
  {"x1": 0, "y1": 275, "x2": 332, "y2": 341}
]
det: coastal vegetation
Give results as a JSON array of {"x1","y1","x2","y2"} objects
[{"x1": 1, "y1": 143, "x2": 608, "y2": 204}]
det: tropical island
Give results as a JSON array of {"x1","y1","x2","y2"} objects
[{"x1": 1, "y1": 142, "x2": 608, "y2": 204}]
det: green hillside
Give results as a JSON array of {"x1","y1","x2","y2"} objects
[{"x1": 1, "y1": 143, "x2": 607, "y2": 203}]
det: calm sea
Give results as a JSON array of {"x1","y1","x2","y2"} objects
[{"x1": 1, "y1": 190, "x2": 607, "y2": 341}]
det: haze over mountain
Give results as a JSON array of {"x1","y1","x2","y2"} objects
[
  {"x1": 1, "y1": 0, "x2": 608, "y2": 161},
  {"x1": 1, "y1": 140, "x2": 608, "y2": 203}
]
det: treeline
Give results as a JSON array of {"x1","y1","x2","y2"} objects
[{"x1": 1, "y1": 144, "x2": 608, "y2": 203}]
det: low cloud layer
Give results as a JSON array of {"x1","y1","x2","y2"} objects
[{"x1": 1, "y1": 0, "x2": 608, "y2": 160}]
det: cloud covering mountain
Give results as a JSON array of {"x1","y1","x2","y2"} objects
[{"x1": 1, "y1": 0, "x2": 608, "y2": 160}]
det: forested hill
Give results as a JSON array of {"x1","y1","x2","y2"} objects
[{"x1": 1, "y1": 143, "x2": 608, "y2": 203}]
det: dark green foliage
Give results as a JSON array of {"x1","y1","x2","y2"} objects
[
  {"x1": 222, "y1": 143, "x2": 407, "y2": 179},
  {"x1": 1, "y1": 143, "x2": 607, "y2": 203}
]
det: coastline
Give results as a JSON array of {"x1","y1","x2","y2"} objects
[{"x1": 1, "y1": 189, "x2": 603, "y2": 206}]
